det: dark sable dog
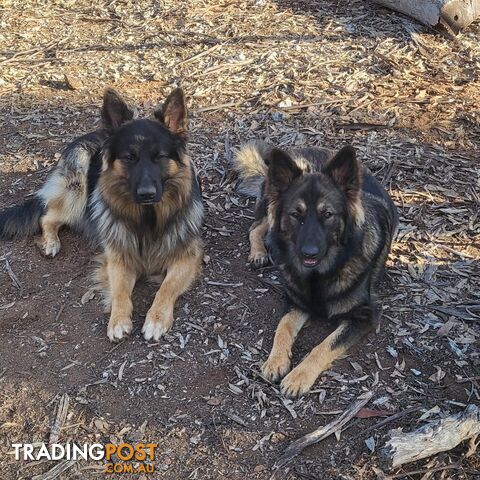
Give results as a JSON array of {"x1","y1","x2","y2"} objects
[
  {"x1": 0, "y1": 88, "x2": 204, "y2": 342},
  {"x1": 235, "y1": 142, "x2": 398, "y2": 397}
]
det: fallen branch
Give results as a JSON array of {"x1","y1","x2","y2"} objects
[
  {"x1": 4, "y1": 258, "x2": 22, "y2": 291},
  {"x1": 380, "y1": 404, "x2": 480, "y2": 469},
  {"x1": 388, "y1": 461, "x2": 462, "y2": 479},
  {"x1": 31, "y1": 460, "x2": 76, "y2": 480},
  {"x1": 275, "y1": 391, "x2": 373, "y2": 468},
  {"x1": 350, "y1": 405, "x2": 422, "y2": 441},
  {"x1": 49, "y1": 394, "x2": 70, "y2": 444}
]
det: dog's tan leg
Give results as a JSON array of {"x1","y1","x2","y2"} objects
[
  {"x1": 38, "y1": 205, "x2": 64, "y2": 257},
  {"x1": 248, "y1": 217, "x2": 269, "y2": 266},
  {"x1": 106, "y1": 256, "x2": 137, "y2": 342},
  {"x1": 142, "y1": 248, "x2": 202, "y2": 341},
  {"x1": 280, "y1": 308, "x2": 374, "y2": 397},
  {"x1": 261, "y1": 309, "x2": 309, "y2": 382}
]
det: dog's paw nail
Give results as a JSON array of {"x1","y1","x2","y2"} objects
[
  {"x1": 40, "y1": 240, "x2": 61, "y2": 257},
  {"x1": 280, "y1": 370, "x2": 314, "y2": 398},
  {"x1": 107, "y1": 318, "x2": 132, "y2": 342},
  {"x1": 142, "y1": 316, "x2": 172, "y2": 341},
  {"x1": 261, "y1": 357, "x2": 290, "y2": 383},
  {"x1": 249, "y1": 253, "x2": 269, "y2": 268}
]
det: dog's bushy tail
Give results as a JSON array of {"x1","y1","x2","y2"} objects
[
  {"x1": 0, "y1": 196, "x2": 45, "y2": 240},
  {"x1": 234, "y1": 141, "x2": 272, "y2": 197}
]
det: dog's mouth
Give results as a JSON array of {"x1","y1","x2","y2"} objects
[{"x1": 302, "y1": 256, "x2": 319, "y2": 268}]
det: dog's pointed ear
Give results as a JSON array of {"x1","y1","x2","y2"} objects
[
  {"x1": 324, "y1": 145, "x2": 365, "y2": 226},
  {"x1": 268, "y1": 149, "x2": 302, "y2": 192},
  {"x1": 102, "y1": 88, "x2": 134, "y2": 131},
  {"x1": 154, "y1": 88, "x2": 188, "y2": 136},
  {"x1": 324, "y1": 145, "x2": 361, "y2": 194}
]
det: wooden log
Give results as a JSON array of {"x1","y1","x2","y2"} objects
[
  {"x1": 380, "y1": 404, "x2": 480, "y2": 469},
  {"x1": 372, "y1": 0, "x2": 480, "y2": 35}
]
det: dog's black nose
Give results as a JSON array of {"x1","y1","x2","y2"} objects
[
  {"x1": 136, "y1": 185, "x2": 157, "y2": 203},
  {"x1": 301, "y1": 245, "x2": 319, "y2": 258}
]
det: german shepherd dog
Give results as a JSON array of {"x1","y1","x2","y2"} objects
[
  {"x1": 0, "y1": 88, "x2": 204, "y2": 343},
  {"x1": 235, "y1": 142, "x2": 398, "y2": 397}
]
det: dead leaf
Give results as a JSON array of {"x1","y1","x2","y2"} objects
[{"x1": 356, "y1": 408, "x2": 393, "y2": 419}]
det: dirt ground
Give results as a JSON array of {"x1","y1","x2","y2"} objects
[{"x1": 0, "y1": 1, "x2": 479, "y2": 479}]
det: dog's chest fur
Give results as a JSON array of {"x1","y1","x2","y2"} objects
[
  {"x1": 90, "y1": 188, "x2": 203, "y2": 274},
  {"x1": 281, "y1": 261, "x2": 370, "y2": 320}
]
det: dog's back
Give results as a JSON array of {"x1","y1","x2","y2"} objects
[{"x1": 0, "y1": 130, "x2": 106, "y2": 255}]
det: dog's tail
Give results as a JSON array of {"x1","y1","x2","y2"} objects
[
  {"x1": 233, "y1": 141, "x2": 272, "y2": 197},
  {"x1": 0, "y1": 196, "x2": 45, "y2": 240}
]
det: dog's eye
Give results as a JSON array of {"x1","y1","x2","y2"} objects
[
  {"x1": 291, "y1": 211, "x2": 302, "y2": 220},
  {"x1": 323, "y1": 211, "x2": 333, "y2": 219}
]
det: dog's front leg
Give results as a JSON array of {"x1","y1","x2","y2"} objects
[
  {"x1": 281, "y1": 306, "x2": 375, "y2": 398},
  {"x1": 261, "y1": 309, "x2": 309, "y2": 382},
  {"x1": 106, "y1": 256, "x2": 137, "y2": 342},
  {"x1": 142, "y1": 248, "x2": 202, "y2": 341},
  {"x1": 248, "y1": 217, "x2": 269, "y2": 266}
]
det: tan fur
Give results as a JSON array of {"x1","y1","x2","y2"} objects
[
  {"x1": 97, "y1": 244, "x2": 203, "y2": 343},
  {"x1": 37, "y1": 168, "x2": 89, "y2": 256},
  {"x1": 168, "y1": 159, "x2": 179, "y2": 176},
  {"x1": 261, "y1": 310, "x2": 309, "y2": 382},
  {"x1": 154, "y1": 154, "x2": 193, "y2": 227},
  {"x1": 280, "y1": 321, "x2": 350, "y2": 397},
  {"x1": 350, "y1": 195, "x2": 366, "y2": 227},
  {"x1": 102, "y1": 239, "x2": 202, "y2": 342},
  {"x1": 267, "y1": 200, "x2": 277, "y2": 230},
  {"x1": 112, "y1": 159, "x2": 127, "y2": 177},
  {"x1": 99, "y1": 172, "x2": 144, "y2": 226},
  {"x1": 234, "y1": 141, "x2": 270, "y2": 179},
  {"x1": 142, "y1": 240, "x2": 202, "y2": 341},
  {"x1": 106, "y1": 255, "x2": 137, "y2": 342},
  {"x1": 38, "y1": 205, "x2": 63, "y2": 257},
  {"x1": 248, "y1": 217, "x2": 269, "y2": 266},
  {"x1": 295, "y1": 199, "x2": 307, "y2": 213}
]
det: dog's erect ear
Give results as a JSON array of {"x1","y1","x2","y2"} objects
[
  {"x1": 324, "y1": 145, "x2": 361, "y2": 194},
  {"x1": 154, "y1": 88, "x2": 188, "y2": 136},
  {"x1": 324, "y1": 145, "x2": 365, "y2": 226},
  {"x1": 268, "y1": 149, "x2": 302, "y2": 193},
  {"x1": 102, "y1": 89, "x2": 134, "y2": 131}
]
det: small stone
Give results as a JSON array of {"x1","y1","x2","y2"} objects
[
  {"x1": 64, "y1": 74, "x2": 82, "y2": 90},
  {"x1": 271, "y1": 432, "x2": 286, "y2": 443}
]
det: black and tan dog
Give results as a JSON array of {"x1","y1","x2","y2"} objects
[
  {"x1": 235, "y1": 142, "x2": 398, "y2": 397},
  {"x1": 0, "y1": 88, "x2": 204, "y2": 343}
]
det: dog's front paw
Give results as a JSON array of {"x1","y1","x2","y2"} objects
[
  {"x1": 142, "y1": 308, "x2": 174, "y2": 341},
  {"x1": 248, "y1": 250, "x2": 269, "y2": 267},
  {"x1": 280, "y1": 364, "x2": 317, "y2": 398},
  {"x1": 37, "y1": 237, "x2": 61, "y2": 257},
  {"x1": 107, "y1": 316, "x2": 132, "y2": 342},
  {"x1": 261, "y1": 354, "x2": 291, "y2": 383}
]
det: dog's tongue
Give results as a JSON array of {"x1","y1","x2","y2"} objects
[{"x1": 303, "y1": 258, "x2": 318, "y2": 267}]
